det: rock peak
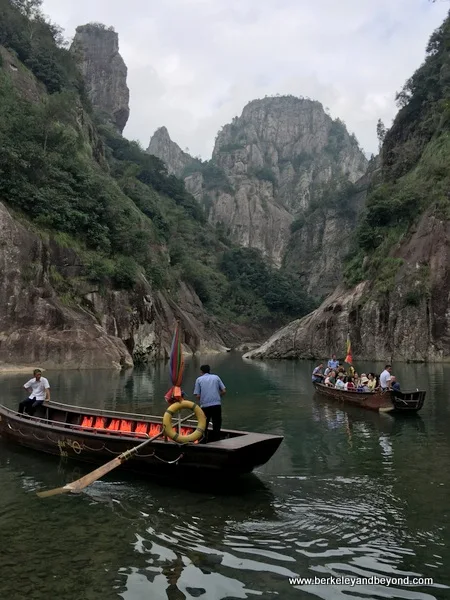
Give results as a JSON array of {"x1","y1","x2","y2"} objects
[
  {"x1": 147, "y1": 127, "x2": 193, "y2": 176},
  {"x1": 71, "y1": 23, "x2": 130, "y2": 133}
]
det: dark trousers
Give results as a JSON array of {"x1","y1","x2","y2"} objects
[
  {"x1": 201, "y1": 405, "x2": 222, "y2": 443},
  {"x1": 18, "y1": 397, "x2": 43, "y2": 416}
]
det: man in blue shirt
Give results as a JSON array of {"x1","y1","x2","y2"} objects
[
  {"x1": 194, "y1": 364, "x2": 226, "y2": 443},
  {"x1": 328, "y1": 354, "x2": 339, "y2": 369},
  {"x1": 312, "y1": 364, "x2": 325, "y2": 383}
]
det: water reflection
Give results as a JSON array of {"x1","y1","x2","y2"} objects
[{"x1": 0, "y1": 358, "x2": 450, "y2": 599}]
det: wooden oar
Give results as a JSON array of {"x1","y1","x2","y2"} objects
[{"x1": 36, "y1": 412, "x2": 195, "y2": 499}]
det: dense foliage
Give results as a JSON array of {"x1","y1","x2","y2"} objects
[
  {"x1": 344, "y1": 11, "x2": 450, "y2": 287},
  {"x1": 0, "y1": 0, "x2": 315, "y2": 325},
  {"x1": 0, "y1": 0, "x2": 87, "y2": 98}
]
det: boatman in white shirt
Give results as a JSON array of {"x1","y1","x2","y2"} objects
[
  {"x1": 194, "y1": 364, "x2": 226, "y2": 443},
  {"x1": 379, "y1": 365, "x2": 392, "y2": 391},
  {"x1": 19, "y1": 369, "x2": 50, "y2": 416}
]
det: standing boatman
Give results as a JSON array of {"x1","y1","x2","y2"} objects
[
  {"x1": 193, "y1": 364, "x2": 226, "y2": 443},
  {"x1": 328, "y1": 354, "x2": 339, "y2": 370}
]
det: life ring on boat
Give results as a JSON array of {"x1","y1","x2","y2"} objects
[{"x1": 163, "y1": 400, "x2": 206, "y2": 443}]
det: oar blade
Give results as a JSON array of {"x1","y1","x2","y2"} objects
[
  {"x1": 36, "y1": 456, "x2": 123, "y2": 499},
  {"x1": 36, "y1": 485, "x2": 75, "y2": 499},
  {"x1": 68, "y1": 456, "x2": 123, "y2": 492}
]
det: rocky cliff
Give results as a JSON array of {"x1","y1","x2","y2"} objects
[
  {"x1": 244, "y1": 209, "x2": 450, "y2": 362},
  {"x1": 0, "y1": 201, "x2": 232, "y2": 370},
  {"x1": 148, "y1": 96, "x2": 368, "y2": 295},
  {"x1": 71, "y1": 24, "x2": 130, "y2": 133},
  {"x1": 0, "y1": 3, "x2": 280, "y2": 370},
  {"x1": 147, "y1": 126, "x2": 193, "y2": 176},
  {"x1": 245, "y1": 13, "x2": 450, "y2": 362}
]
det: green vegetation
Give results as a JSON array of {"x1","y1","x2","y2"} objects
[
  {"x1": 0, "y1": 0, "x2": 315, "y2": 327},
  {"x1": 181, "y1": 159, "x2": 233, "y2": 194},
  {"x1": 344, "y1": 11, "x2": 450, "y2": 289},
  {"x1": 0, "y1": 0, "x2": 87, "y2": 98},
  {"x1": 248, "y1": 166, "x2": 277, "y2": 186},
  {"x1": 290, "y1": 178, "x2": 358, "y2": 235},
  {"x1": 324, "y1": 119, "x2": 349, "y2": 158},
  {"x1": 218, "y1": 248, "x2": 315, "y2": 323}
]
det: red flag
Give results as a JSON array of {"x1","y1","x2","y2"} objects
[
  {"x1": 164, "y1": 322, "x2": 184, "y2": 404},
  {"x1": 345, "y1": 332, "x2": 353, "y2": 364}
]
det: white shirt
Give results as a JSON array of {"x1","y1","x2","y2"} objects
[
  {"x1": 335, "y1": 379, "x2": 345, "y2": 389},
  {"x1": 24, "y1": 377, "x2": 50, "y2": 401},
  {"x1": 379, "y1": 370, "x2": 391, "y2": 389}
]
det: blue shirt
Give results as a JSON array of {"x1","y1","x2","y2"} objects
[
  {"x1": 328, "y1": 359, "x2": 339, "y2": 369},
  {"x1": 194, "y1": 373, "x2": 225, "y2": 408},
  {"x1": 312, "y1": 367, "x2": 323, "y2": 383}
]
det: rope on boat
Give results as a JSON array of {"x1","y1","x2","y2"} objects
[{"x1": 6, "y1": 421, "x2": 185, "y2": 464}]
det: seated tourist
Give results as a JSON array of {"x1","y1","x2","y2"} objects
[
  {"x1": 358, "y1": 376, "x2": 371, "y2": 392},
  {"x1": 390, "y1": 376, "x2": 401, "y2": 392},
  {"x1": 335, "y1": 374, "x2": 345, "y2": 389},
  {"x1": 344, "y1": 377, "x2": 356, "y2": 391},
  {"x1": 312, "y1": 364, "x2": 325, "y2": 383},
  {"x1": 367, "y1": 373, "x2": 377, "y2": 391},
  {"x1": 325, "y1": 370, "x2": 336, "y2": 387}
]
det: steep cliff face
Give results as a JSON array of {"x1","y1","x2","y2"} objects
[
  {"x1": 245, "y1": 13, "x2": 450, "y2": 362},
  {"x1": 148, "y1": 96, "x2": 368, "y2": 293},
  {"x1": 283, "y1": 159, "x2": 379, "y2": 296},
  {"x1": 71, "y1": 24, "x2": 130, "y2": 133},
  {"x1": 0, "y1": 201, "x2": 230, "y2": 370},
  {"x1": 244, "y1": 209, "x2": 450, "y2": 362},
  {"x1": 211, "y1": 97, "x2": 368, "y2": 275}
]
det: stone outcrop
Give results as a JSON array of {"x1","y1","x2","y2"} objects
[
  {"x1": 147, "y1": 127, "x2": 193, "y2": 176},
  {"x1": 0, "y1": 202, "x2": 231, "y2": 370},
  {"x1": 71, "y1": 24, "x2": 130, "y2": 133},
  {"x1": 244, "y1": 209, "x2": 450, "y2": 362},
  {"x1": 283, "y1": 158, "x2": 379, "y2": 297},
  {"x1": 148, "y1": 96, "x2": 368, "y2": 295}
]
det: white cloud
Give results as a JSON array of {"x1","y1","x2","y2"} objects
[{"x1": 41, "y1": 0, "x2": 449, "y2": 159}]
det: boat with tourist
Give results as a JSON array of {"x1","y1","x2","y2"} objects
[
  {"x1": 0, "y1": 400, "x2": 283, "y2": 479},
  {"x1": 311, "y1": 334, "x2": 426, "y2": 413},
  {"x1": 312, "y1": 381, "x2": 426, "y2": 413}
]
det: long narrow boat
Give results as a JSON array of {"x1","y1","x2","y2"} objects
[
  {"x1": 0, "y1": 401, "x2": 283, "y2": 479},
  {"x1": 312, "y1": 382, "x2": 425, "y2": 413}
]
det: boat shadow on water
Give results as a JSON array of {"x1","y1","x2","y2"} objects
[{"x1": 0, "y1": 438, "x2": 277, "y2": 501}]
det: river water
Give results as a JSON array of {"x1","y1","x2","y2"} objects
[{"x1": 0, "y1": 354, "x2": 449, "y2": 600}]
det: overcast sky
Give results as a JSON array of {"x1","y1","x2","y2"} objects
[{"x1": 41, "y1": 0, "x2": 448, "y2": 159}]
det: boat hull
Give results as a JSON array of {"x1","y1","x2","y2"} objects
[
  {"x1": 391, "y1": 390, "x2": 426, "y2": 413},
  {"x1": 313, "y1": 383, "x2": 425, "y2": 413},
  {"x1": 0, "y1": 402, "x2": 283, "y2": 480}
]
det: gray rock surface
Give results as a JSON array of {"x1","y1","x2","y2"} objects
[
  {"x1": 148, "y1": 96, "x2": 368, "y2": 295},
  {"x1": 71, "y1": 24, "x2": 130, "y2": 133},
  {"x1": 244, "y1": 210, "x2": 450, "y2": 362},
  {"x1": 0, "y1": 202, "x2": 231, "y2": 369},
  {"x1": 147, "y1": 126, "x2": 193, "y2": 175}
]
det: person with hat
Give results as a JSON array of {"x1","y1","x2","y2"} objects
[
  {"x1": 19, "y1": 369, "x2": 50, "y2": 416},
  {"x1": 358, "y1": 376, "x2": 371, "y2": 392}
]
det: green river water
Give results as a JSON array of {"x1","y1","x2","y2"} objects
[{"x1": 0, "y1": 353, "x2": 449, "y2": 600}]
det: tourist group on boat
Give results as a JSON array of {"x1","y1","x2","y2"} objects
[{"x1": 312, "y1": 357, "x2": 400, "y2": 393}]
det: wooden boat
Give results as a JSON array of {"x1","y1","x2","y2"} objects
[
  {"x1": 0, "y1": 401, "x2": 283, "y2": 480},
  {"x1": 312, "y1": 382, "x2": 425, "y2": 413},
  {"x1": 390, "y1": 389, "x2": 426, "y2": 413}
]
